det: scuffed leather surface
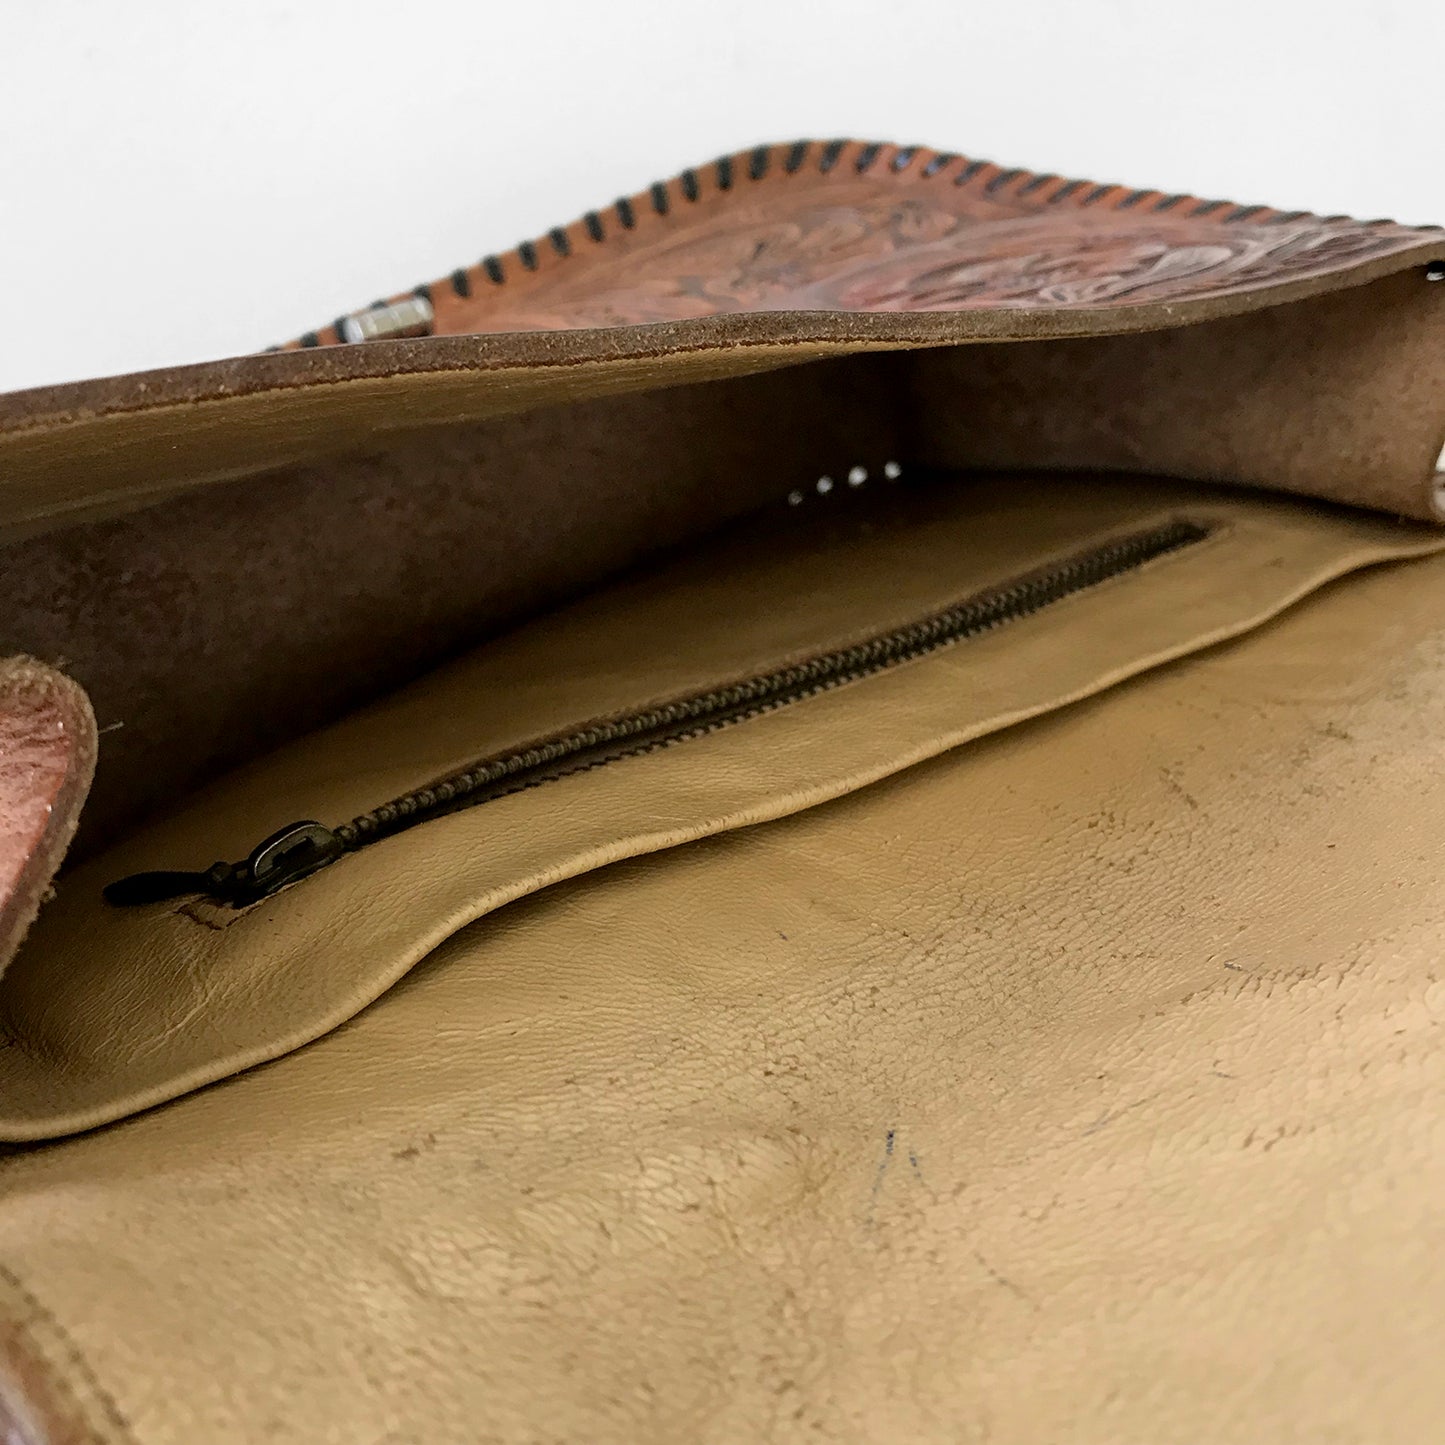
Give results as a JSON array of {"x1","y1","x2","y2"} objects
[
  {"x1": 2, "y1": 268, "x2": 1443, "y2": 538},
  {"x1": 910, "y1": 267, "x2": 1445, "y2": 520},
  {"x1": 2, "y1": 473, "x2": 1438, "y2": 1140},
  {"x1": 0, "y1": 659, "x2": 95, "y2": 977},
  {"x1": 0, "y1": 541, "x2": 1443, "y2": 1442},
  {"x1": 0, "y1": 358, "x2": 899, "y2": 859},
  {"x1": 5, "y1": 270, "x2": 1442, "y2": 864}
]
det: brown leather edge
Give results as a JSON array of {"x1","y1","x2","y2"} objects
[{"x1": 4, "y1": 246, "x2": 1441, "y2": 439}]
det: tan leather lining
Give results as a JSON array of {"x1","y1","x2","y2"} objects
[
  {"x1": 0, "y1": 1262, "x2": 130, "y2": 1445},
  {"x1": 1, "y1": 510, "x2": 1444, "y2": 1444},
  {"x1": 0, "y1": 472, "x2": 1438, "y2": 1140},
  {"x1": 0, "y1": 133, "x2": 1443, "y2": 1445}
]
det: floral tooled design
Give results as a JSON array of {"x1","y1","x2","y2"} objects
[
  {"x1": 291, "y1": 142, "x2": 1441, "y2": 346},
  {"x1": 828, "y1": 217, "x2": 1412, "y2": 311},
  {"x1": 463, "y1": 195, "x2": 1423, "y2": 331}
]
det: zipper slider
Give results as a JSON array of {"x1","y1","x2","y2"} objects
[{"x1": 104, "y1": 821, "x2": 344, "y2": 908}]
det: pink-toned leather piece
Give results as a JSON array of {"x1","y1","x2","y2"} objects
[{"x1": 0, "y1": 660, "x2": 96, "y2": 976}]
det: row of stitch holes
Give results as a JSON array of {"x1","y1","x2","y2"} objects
[{"x1": 788, "y1": 461, "x2": 902, "y2": 506}]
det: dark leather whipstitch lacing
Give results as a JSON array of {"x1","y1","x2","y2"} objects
[
  {"x1": 434, "y1": 139, "x2": 1296, "y2": 304},
  {"x1": 285, "y1": 138, "x2": 1434, "y2": 348}
]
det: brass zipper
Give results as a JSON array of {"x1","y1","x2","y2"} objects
[{"x1": 104, "y1": 518, "x2": 1208, "y2": 908}]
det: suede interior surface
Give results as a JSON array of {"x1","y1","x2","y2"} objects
[
  {"x1": 907, "y1": 269, "x2": 1445, "y2": 516},
  {"x1": 3, "y1": 268, "x2": 1443, "y2": 861},
  {"x1": 0, "y1": 360, "x2": 900, "y2": 860},
  {"x1": 2, "y1": 267, "x2": 1444, "y2": 541}
]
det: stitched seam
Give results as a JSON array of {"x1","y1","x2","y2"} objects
[{"x1": 0, "y1": 1263, "x2": 136, "y2": 1445}]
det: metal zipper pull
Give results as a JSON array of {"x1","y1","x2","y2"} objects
[{"x1": 104, "y1": 821, "x2": 343, "y2": 908}]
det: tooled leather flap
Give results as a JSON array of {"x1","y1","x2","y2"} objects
[
  {"x1": 1, "y1": 138, "x2": 1442, "y2": 535},
  {"x1": 0, "y1": 659, "x2": 96, "y2": 977}
]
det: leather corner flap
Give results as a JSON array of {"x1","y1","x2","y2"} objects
[
  {"x1": 0, "y1": 473, "x2": 1440, "y2": 1142},
  {"x1": 0, "y1": 660, "x2": 96, "y2": 981}
]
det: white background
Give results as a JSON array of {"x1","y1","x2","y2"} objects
[{"x1": 4, "y1": 0, "x2": 1443, "y2": 393}]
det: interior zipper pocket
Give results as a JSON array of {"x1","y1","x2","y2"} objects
[
  {"x1": 104, "y1": 518, "x2": 1209, "y2": 909},
  {"x1": 5, "y1": 472, "x2": 1442, "y2": 1144}
]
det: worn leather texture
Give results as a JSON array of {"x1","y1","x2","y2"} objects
[
  {"x1": 0, "y1": 514, "x2": 1443, "y2": 1444},
  {"x1": 0, "y1": 135, "x2": 1443, "y2": 1445},
  {"x1": 0, "y1": 660, "x2": 95, "y2": 977},
  {"x1": 3, "y1": 472, "x2": 1439, "y2": 1138},
  {"x1": 3, "y1": 270, "x2": 1443, "y2": 865}
]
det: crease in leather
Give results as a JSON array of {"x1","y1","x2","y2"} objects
[
  {"x1": 0, "y1": 472, "x2": 1440, "y2": 1141},
  {"x1": 0, "y1": 1263, "x2": 131, "y2": 1445}
]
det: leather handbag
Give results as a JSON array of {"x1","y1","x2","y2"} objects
[{"x1": 1, "y1": 138, "x2": 1443, "y2": 1443}]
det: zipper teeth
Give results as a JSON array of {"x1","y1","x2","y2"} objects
[{"x1": 335, "y1": 518, "x2": 1209, "y2": 851}]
